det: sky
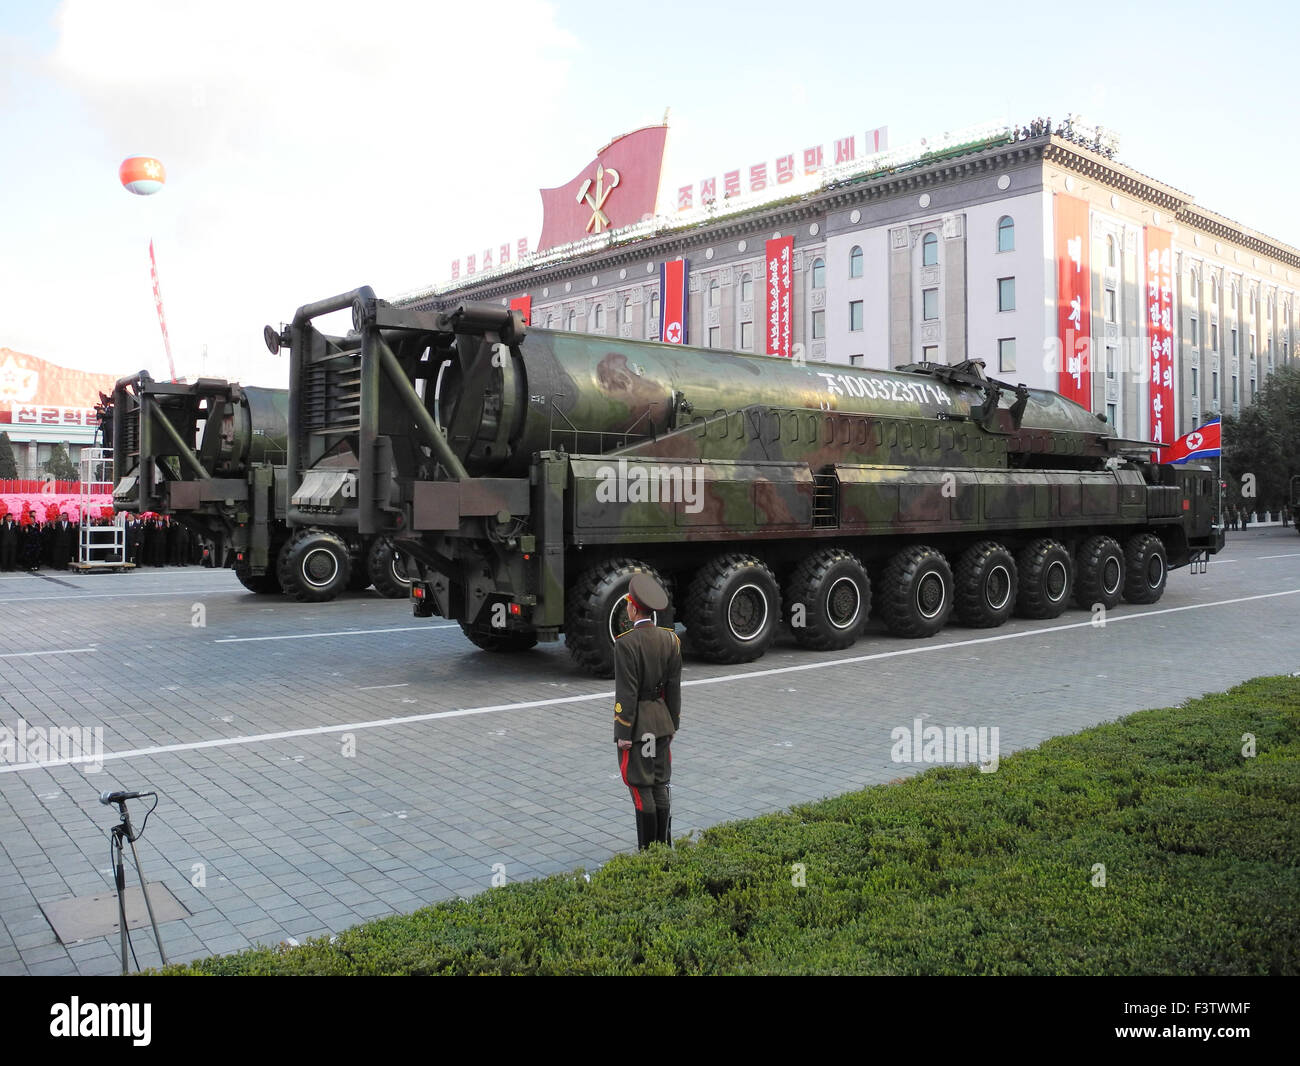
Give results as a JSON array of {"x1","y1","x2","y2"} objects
[{"x1": 2, "y1": 0, "x2": 1298, "y2": 389}]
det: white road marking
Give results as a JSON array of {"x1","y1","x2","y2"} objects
[
  {"x1": 214, "y1": 624, "x2": 457, "y2": 643},
  {"x1": 4, "y1": 586, "x2": 1297, "y2": 775},
  {"x1": 357, "y1": 683, "x2": 410, "y2": 691},
  {"x1": 0, "y1": 646, "x2": 98, "y2": 659},
  {"x1": 1259, "y1": 553, "x2": 1300, "y2": 560}
]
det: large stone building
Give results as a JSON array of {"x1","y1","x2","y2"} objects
[{"x1": 407, "y1": 120, "x2": 1299, "y2": 444}]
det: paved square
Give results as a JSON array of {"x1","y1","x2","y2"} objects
[{"x1": 2, "y1": 526, "x2": 1298, "y2": 973}]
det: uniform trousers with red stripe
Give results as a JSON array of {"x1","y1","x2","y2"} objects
[{"x1": 618, "y1": 736, "x2": 672, "y2": 847}]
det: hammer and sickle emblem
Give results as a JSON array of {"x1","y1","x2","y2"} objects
[{"x1": 576, "y1": 165, "x2": 620, "y2": 234}]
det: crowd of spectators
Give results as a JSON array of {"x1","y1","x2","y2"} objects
[{"x1": 0, "y1": 511, "x2": 213, "y2": 571}]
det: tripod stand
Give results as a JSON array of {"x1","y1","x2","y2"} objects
[{"x1": 105, "y1": 794, "x2": 168, "y2": 974}]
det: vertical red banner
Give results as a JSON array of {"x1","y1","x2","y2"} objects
[
  {"x1": 764, "y1": 236, "x2": 794, "y2": 358},
  {"x1": 1145, "y1": 226, "x2": 1174, "y2": 453},
  {"x1": 1054, "y1": 195, "x2": 1092, "y2": 408},
  {"x1": 508, "y1": 295, "x2": 532, "y2": 326},
  {"x1": 659, "y1": 259, "x2": 689, "y2": 344}
]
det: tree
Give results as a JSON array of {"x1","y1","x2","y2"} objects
[
  {"x1": 1222, "y1": 364, "x2": 1300, "y2": 513},
  {"x1": 0, "y1": 431, "x2": 17, "y2": 479},
  {"x1": 43, "y1": 443, "x2": 78, "y2": 482}
]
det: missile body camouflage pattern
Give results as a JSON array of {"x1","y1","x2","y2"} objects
[
  {"x1": 106, "y1": 372, "x2": 407, "y2": 600},
  {"x1": 275, "y1": 290, "x2": 1223, "y2": 675}
]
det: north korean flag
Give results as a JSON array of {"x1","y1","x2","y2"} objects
[
  {"x1": 1158, "y1": 417, "x2": 1221, "y2": 465},
  {"x1": 660, "y1": 259, "x2": 689, "y2": 345}
]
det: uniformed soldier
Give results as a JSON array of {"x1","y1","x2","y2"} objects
[{"x1": 613, "y1": 573, "x2": 682, "y2": 850}]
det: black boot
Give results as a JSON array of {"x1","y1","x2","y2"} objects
[
  {"x1": 635, "y1": 810, "x2": 658, "y2": 851},
  {"x1": 654, "y1": 804, "x2": 671, "y2": 846}
]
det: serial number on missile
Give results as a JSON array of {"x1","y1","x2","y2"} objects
[{"x1": 816, "y1": 373, "x2": 953, "y2": 407}]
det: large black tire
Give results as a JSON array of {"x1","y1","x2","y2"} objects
[
  {"x1": 277, "y1": 528, "x2": 352, "y2": 602},
  {"x1": 458, "y1": 623, "x2": 539, "y2": 653},
  {"x1": 367, "y1": 537, "x2": 411, "y2": 599},
  {"x1": 1122, "y1": 533, "x2": 1168, "y2": 604},
  {"x1": 1074, "y1": 535, "x2": 1125, "y2": 610},
  {"x1": 565, "y1": 558, "x2": 672, "y2": 678},
  {"x1": 954, "y1": 541, "x2": 1017, "y2": 628},
  {"x1": 878, "y1": 545, "x2": 953, "y2": 638},
  {"x1": 234, "y1": 563, "x2": 281, "y2": 595},
  {"x1": 684, "y1": 554, "x2": 780, "y2": 664},
  {"x1": 1015, "y1": 538, "x2": 1072, "y2": 619},
  {"x1": 784, "y1": 547, "x2": 871, "y2": 650}
]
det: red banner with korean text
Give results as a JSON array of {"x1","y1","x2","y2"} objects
[
  {"x1": 764, "y1": 236, "x2": 794, "y2": 358},
  {"x1": 1054, "y1": 194, "x2": 1092, "y2": 408},
  {"x1": 659, "y1": 259, "x2": 689, "y2": 345},
  {"x1": 508, "y1": 295, "x2": 532, "y2": 326},
  {"x1": 1145, "y1": 226, "x2": 1174, "y2": 449},
  {"x1": 0, "y1": 347, "x2": 116, "y2": 427}
]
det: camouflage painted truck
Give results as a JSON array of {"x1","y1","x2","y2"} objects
[
  {"x1": 266, "y1": 287, "x2": 1223, "y2": 676},
  {"x1": 107, "y1": 372, "x2": 409, "y2": 600}
]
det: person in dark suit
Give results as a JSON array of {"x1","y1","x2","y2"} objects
[
  {"x1": 125, "y1": 517, "x2": 141, "y2": 565},
  {"x1": 613, "y1": 573, "x2": 682, "y2": 850},
  {"x1": 51, "y1": 512, "x2": 76, "y2": 569},
  {"x1": 0, "y1": 513, "x2": 18, "y2": 571},
  {"x1": 22, "y1": 513, "x2": 43, "y2": 571}
]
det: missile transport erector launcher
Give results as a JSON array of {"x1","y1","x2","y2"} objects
[
  {"x1": 268, "y1": 287, "x2": 1223, "y2": 676},
  {"x1": 107, "y1": 372, "x2": 409, "y2": 600}
]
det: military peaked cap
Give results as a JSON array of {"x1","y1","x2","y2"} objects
[{"x1": 627, "y1": 573, "x2": 668, "y2": 612}]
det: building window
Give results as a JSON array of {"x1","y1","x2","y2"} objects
[
  {"x1": 922, "y1": 233, "x2": 938, "y2": 267},
  {"x1": 998, "y1": 277, "x2": 1015, "y2": 312},
  {"x1": 922, "y1": 289, "x2": 939, "y2": 320},
  {"x1": 647, "y1": 293, "x2": 659, "y2": 334},
  {"x1": 1211, "y1": 278, "x2": 1218, "y2": 305},
  {"x1": 812, "y1": 309, "x2": 825, "y2": 339},
  {"x1": 740, "y1": 321, "x2": 753, "y2": 350},
  {"x1": 709, "y1": 279, "x2": 720, "y2": 308},
  {"x1": 1106, "y1": 346, "x2": 1117, "y2": 380},
  {"x1": 1231, "y1": 282, "x2": 1238, "y2": 310},
  {"x1": 622, "y1": 297, "x2": 632, "y2": 324},
  {"x1": 997, "y1": 216, "x2": 1014, "y2": 253},
  {"x1": 740, "y1": 273, "x2": 753, "y2": 303},
  {"x1": 1190, "y1": 318, "x2": 1199, "y2": 347},
  {"x1": 1190, "y1": 271, "x2": 1199, "y2": 300},
  {"x1": 850, "y1": 300, "x2": 864, "y2": 331},
  {"x1": 1104, "y1": 289, "x2": 1116, "y2": 323},
  {"x1": 1191, "y1": 367, "x2": 1198, "y2": 396},
  {"x1": 1232, "y1": 375, "x2": 1238, "y2": 403},
  {"x1": 1212, "y1": 323, "x2": 1219, "y2": 351},
  {"x1": 1232, "y1": 328, "x2": 1239, "y2": 357},
  {"x1": 1250, "y1": 377, "x2": 1256, "y2": 400},
  {"x1": 849, "y1": 246, "x2": 863, "y2": 278},
  {"x1": 811, "y1": 258, "x2": 825, "y2": 289},
  {"x1": 1106, "y1": 402, "x2": 1118, "y2": 426},
  {"x1": 1250, "y1": 333, "x2": 1255, "y2": 357},
  {"x1": 708, "y1": 326, "x2": 720, "y2": 348},
  {"x1": 594, "y1": 304, "x2": 605, "y2": 329},
  {"x1": 1106, "y1": 235, "x2": 1116, "y2": 268},
  {"x1": 922, "y1": 344, "x2": 939, "y2": 362},
  {"x1": 1212, "y1": 370, "x2": 1219, "y2": 396},
  {"x1": 566, "y1": 310, "x2": 576, "y2": 331},
  {"x1": 998, "y1": 338, "x2": 1016, "y2": 373}
]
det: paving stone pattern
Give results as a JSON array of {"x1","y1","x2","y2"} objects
[{"x1": 1, "y1": 527, "x2": 1298, "y2": 974}]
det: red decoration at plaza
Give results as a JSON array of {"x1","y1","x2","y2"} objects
[
  {"x1": 1054, "y1": 194, "x2": 1092, "y2": 408},
  {"x1": 509, "y1": 295, "x2": 532, "y2": 326},
  {"x1": 764, "y1": 236, "x2": 794, "y2": 358}
]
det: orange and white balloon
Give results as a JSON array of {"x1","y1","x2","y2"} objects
[{"x1": 119, "y1": 155, "x2": 166, "y2": 196}]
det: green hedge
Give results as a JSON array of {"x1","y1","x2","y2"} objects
[{"x1": 164, "y1": 675, "x2": 1300, "y2": 975}]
